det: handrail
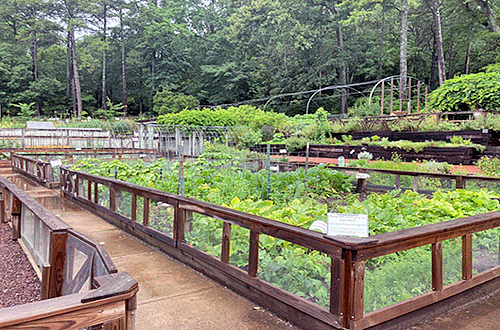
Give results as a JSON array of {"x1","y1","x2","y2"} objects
[
  {"x1": 0, "y1": 272, "x2": 138, "y2": 330},
  {"x1": 60, "y1": 166, "x2": 500, "y2": 329},
  {"x1": 0, "y1": 172, "x2": 138, "y2": 329},
  {"x1": 11, "y1": 153, "x2": 58, "y2": 188}
]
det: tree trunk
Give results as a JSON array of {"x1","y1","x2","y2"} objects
[
  {"x1": 432, "y1": 0, "x2": 446, "y2": 86},
  {"x1": 475, "y1": 0, "x2": 500, "y2": 33},
  {"x1": 70, "y1": 28, "x2": 82, "y2": 117},
  {"x1": 378, "y1": 9, "x2": 385, "y2": 79},
  {"x1": 400, "y1": 0, "x2": 408, "y2": 105},
  {"x1": 336, "y1": 25, "x2": 347, "y2": 115},
  {"x1": 120, "y1": 7, "x2": 128, "y2": 116},
  {"x1": 102, "y1": 3, "x2": 107, "y2": 111},
  {"x1": 66, "y1": 29, "x2": 72, "y2": 103},
  {"x1": 465, "y1": 41, "x2": 472, "y2": 74},
  {"x1": 152, "y1": 50, "x2": 156, "y2": 93},
  {"x1": 31, "y1": 36, "x2": 40, "y2": 116}
]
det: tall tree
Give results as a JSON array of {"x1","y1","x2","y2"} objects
[{"x1": 431, "y1": 0, "x2": 446, "y2": 85}]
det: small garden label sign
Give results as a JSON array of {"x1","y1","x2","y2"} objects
[{"x1": 327, "y1": 213, "x2": 369, "y2": 237}]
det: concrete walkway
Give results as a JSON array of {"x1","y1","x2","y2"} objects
[{"x1": 5, "y1": 172, "x2": 299, "y2": 330}]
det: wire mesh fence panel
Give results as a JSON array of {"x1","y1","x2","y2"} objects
[
  {"x1": 97, "y1": 185, "x2": 110, "y2": 209},
  {"x1": 442, "y1": 238, "x2": 463, "y2": 286},
  {"x1": 363, "y1": 246, "x2": 432, "y2": 314},
  {"x1": 473, "y1": 228, "x2": 500, "y2": 273},
  {"x1": 116, "y1": 191, "x2": 132, "y2": 219},
  {"x1": 148, "y1": 200, "x2": 174, "y2": 237},
  {"x1": 258, "y1": 236, "x2": 331, "y2": 309},
  {"x1": 183, "y1": 212, "x2": 223, "y2": 259}
]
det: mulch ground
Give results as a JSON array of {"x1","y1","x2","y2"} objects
[{"x1": 0, "y1": 221, "x2": 41, "y2": 308}]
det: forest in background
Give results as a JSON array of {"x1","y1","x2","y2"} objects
[{"x1": 1, "y1": 0, "x2": 499, "y2": 118}]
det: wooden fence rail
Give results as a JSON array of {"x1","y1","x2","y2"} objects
[
  {"x1": 60, "y1": 166, "x2": 500, "y2": 329},
  {"x1": 328, "y1": 165, "x2": 500, "y2": 194},
  {"x1": 0, "y1": 173, "x2": 138, "y2": 329},
  {"x1": 11, "y1": 153, "x2": 58, "y2": 188}
]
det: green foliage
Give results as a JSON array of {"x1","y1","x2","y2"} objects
[
  {"x1": 157, "y1": 105, "x2": 288, "y2": 131},
  {"x1": 94, "y1": 98, "x2": 125, "y2": 120},
  {"x1": 428, "y1": 73, "x2": 500, "y2": 112},
  {"x1": 477, "y1": 156, "x2": 500, "y2": 177},
  {"x1": 348, "y1": 96, "x2": 381, "y2": 117},
  {"x1": 153, "y1": 90, "x2": 200, "y2": 114},
  {"x1": 285, "y1": 135, "x2": 307, "y2": 152},
  {"x1": 9, "y1": 102, "x2": 36, "y2": 120}
]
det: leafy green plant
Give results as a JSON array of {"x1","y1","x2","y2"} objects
[
  {"x1": 285, "y1": 135, "x2": 307, "y2": 152},
  {"x1": 9, "y1": 102, "x2": 36, "y2": 120},
  {"x1": 477, "y1": 156, "x2": 500, "y2": 177},
  {"x1": 428, "y1": 72, "x2": 500, "y2": 112}
]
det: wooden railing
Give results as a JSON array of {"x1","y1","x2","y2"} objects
[
  {"x1": 0, "y1": 174, "x2": 138, "y2": 329},
  {"x1": 11, "y1": 149, "x2": 159, "y2": 189},
  {"x1": 11, "y1": 153, "x2": 58, "y2": 188},
  {"x1": 60, "y1": 166, "x2": 500, "y2": 329},
  {"x1": 329, "y1": 165, "x2": 500, "y2": 194}
]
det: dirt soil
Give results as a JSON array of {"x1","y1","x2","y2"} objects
[{"x1": 0, "y1": 221, "x2": 41, "y2": 308}]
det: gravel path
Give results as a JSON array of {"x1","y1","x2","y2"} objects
[{"x1": 0, "y1": 221, "x2": 41, "y2": 308}]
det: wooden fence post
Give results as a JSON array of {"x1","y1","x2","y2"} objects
[
  {"x1": 462, "y1": 234, "x2": 473, "y2": 280},
  {"x1": 432, "y1": 242, "x2": 443, "y2": 291},
  {"x1": 330, "y1": 257, "x2": 345, "y2": 318},
  {"x1": 174, "y1": 206, "x2": 185, "y2": 244},
  {"x1": 110, "y1": 187, "x2": 116, "y2": 212},
  {"x1": 48, "y1": 231, "x2": 67, "y2": 298},
  {"x1": 143, "y1": 197, "x2": 149, "y2": 227},
  {"x1": 0, "y1": 188, "x2": 5, "y2": 223},
  {"x1": 11, "y1": 195, "x2": 21, "y2": 240},
  {"x1": 221, "y1": 222, "x2": 231, "y2": 263},
  {"x1": 126, "y1": 294, "x2": 138, "y2": 330},
  {"x1": 248, "y1": 230, "x2": 259, "y2": 277}
]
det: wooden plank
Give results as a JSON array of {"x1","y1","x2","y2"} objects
[
  {"x1": 462, "y1": 234, "x2": 473, "y2": 280},
  {"x1": 143, "y1": 197, "x2": 149, "y2": 227},
  {"x1": 110, "y1": 187, "x2": 116, "y2": 212},
  {"x1": 248, "y1": 230, "x2": 259, "y2": 277},
  {"x1": 432, "y1": 242, "x2": 443, "y2": 291},
  {"x1": 413, "y1": 176, "x2": 419, "y2": 192},
  {"x1": 342, "y1": 250, "x2": 354, "y2": 329},
  {"x1": 131, "y1": 194, "x2": 137, "y2": 222},
  {"x1": 48, "y1": 232, "x2": 67, "y2": 299},
  {"x1": 94, "y1": 182, "x2": 98, "y2": 204},
  {"x1": 352, "y1": 261, "x2": 365, "y2": 322},
  {"x1": 84, "y1": 272, "x2": 138, "y2": 303},
  {"x1": 221, "y1": 222, "x2": 231, "y2": 263},
  {"x1": 87, "y1": 180, "x2": 92, "y2": 201},
  {"x1": 330, "y1": 258, "x2": 344, "y2": 316}
]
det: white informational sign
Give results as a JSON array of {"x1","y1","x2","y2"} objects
[
  {"x1": 338, "y1": 156, "x2": 345, "y2": 167},
  {"x1": 50, "y1": 159, "x2": 62, "y2": 167},
  {"x1": 327, "y1": 213, "x2": 369, "y2": 238}
]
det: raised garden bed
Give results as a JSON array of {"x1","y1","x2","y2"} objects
[{"x1": 254, "y1": 144, "x2": 480, "y2": 165}]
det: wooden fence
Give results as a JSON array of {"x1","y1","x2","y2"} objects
[
  {"x1": 11, "y1": 153, "x2": 58, "y2": 188},
  {"x1": 60, "y1": 166, "x2": 500, "y2": 329},
  {"x1": 10, "y1": 149, "x2": 159, "y2": 189},
  {"x1": 0, "y1": 174, "x2": 138, "y2": 329},
  {"x1": 324, "y1": 165, "x2": 500, "y2": 195}
]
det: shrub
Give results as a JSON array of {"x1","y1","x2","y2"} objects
[
  {"x1": 477, "y1": 156, "x2": 500, "y2": 177},
  {"x1": 428, "y1": 72, "x2": 500, "y2": 112},
  {"x1": 153, "y1": 90, "x2": 200, "y2": 114},
  {"x1": 285, "y1": 135, "x2": 308, "y2": 152}
]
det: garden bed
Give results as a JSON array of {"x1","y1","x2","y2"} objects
[{"x1": 329, "y1": 129, "x2": 493, "y2": 146}]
